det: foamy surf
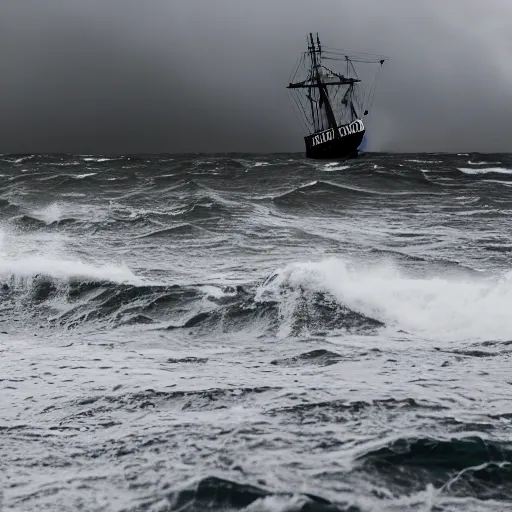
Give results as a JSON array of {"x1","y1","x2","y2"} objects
[
  {"x1": 458, "y1": 167, "x2": 512, "y2": 175},
  {"x1": 0, "y1": 229, "x2": 142, "y2": 285},
  {"x1": 82, "y1": 157, "x2": 115, "y2": 163},
  {"x1": 321, "y1": 162, "x2": 350, "y2": 172},
  {"x1": 257, "y1": 258, "x2": 512, "y2": 341},
  {"x1": 0, "y1": 255, "x2": 142, "y2": 284},
  {"x1": 27, "y1": 202, "x2": 108, "y2": 224},
  {"x1": 75, "y1": 173, "x2": 97, "y2": 179}
]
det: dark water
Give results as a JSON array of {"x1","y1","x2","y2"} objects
[{"x1": 2, "y1": 152, "x2": 512, "y2": 512}]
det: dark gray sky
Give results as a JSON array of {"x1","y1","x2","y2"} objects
[{"x1": 1, "y1": 0, "x2": 511, "y2": 154}]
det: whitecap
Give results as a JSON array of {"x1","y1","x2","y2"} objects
[
  {"x1": 458, "y1": 167, "x2": 512, "y2": 175},
  {"x1": 322, "y1": 164, "x2": 350, "y2": 172},
  {"x1": 467, "y1": 160, "x2": 500, "y2": 165},
  {"x1": 75, "y1": 173, "x2": 97, "y2": 179},
  {"x1": 256, "y1": 257, "x2": 512, "y2": 341},
  {"x1": 83, "y1": 157, "x2": 114, "y2": 163}
]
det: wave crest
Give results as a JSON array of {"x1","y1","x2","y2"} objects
[{"x1": 256, "y1": 258, "x2": 512, "y2": 341}]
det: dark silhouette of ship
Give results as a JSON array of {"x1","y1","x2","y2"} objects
[{"x1": 287, "y1": 33, "x2": 386, "y2": 159}]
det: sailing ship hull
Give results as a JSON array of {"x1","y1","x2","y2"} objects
[{"x1": 304, "y1": 119, "x2": 365, "y2": 159}]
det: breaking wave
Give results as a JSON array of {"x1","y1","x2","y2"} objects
[
  {"x1": 255, "y1": 258, "x2": 512, "y2": 341},
  {"x1": 2, "y1": 241, "x2": 512, "y2": 342},
  {"x1": 458, "y1": 167, "x2": 512, "y2": 176}
]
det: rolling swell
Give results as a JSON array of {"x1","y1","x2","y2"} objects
[
  {"x1": 151, "y1": 476, "x2": 355, "y2": 512},
  {"x1": 0, "y1": 267, "x2": 383, "y2": 336},
  {"x1": 271, "y1": 180, "x2": 378, "y2": 209},
  {"x1": 11, "y1": 214, "x2": 82, "y2": 230},
  {"x1": 357, "y1": 436, "x2": 512, "y2": 500}
]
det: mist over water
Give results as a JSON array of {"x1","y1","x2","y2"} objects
[{"x1": 2, "y1": 152, "x2": 512, "y2": 511}]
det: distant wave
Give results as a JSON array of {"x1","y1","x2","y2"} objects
[
  {"x1": 405, "y1": 159, "x2": 443, "y2": 164},
  {"x1": 467, "y1": 160, "x2": 501, "y2": 165},
  {"x1": 134, "y1": 223, "x2": 211, "y2": 238},
  {"x1": 269, "y1": 175, "x2": 443, "y2": 206},
  {"x1": 320, "y1": 162, "x2": 351, "y2": 172},
  {"x1": 458, "y1": 167, "x2": 512, "y2": 175},
  {"x1": 74, "y1": 172, "x2": 97, "y2": 179},
  {"x1": 82, "y1": 157, "x2": 116, "y2": 163},
  {"x1": 271, "y1": 180, "x2": 377, "y2": 205}
]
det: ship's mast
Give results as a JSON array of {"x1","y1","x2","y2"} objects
[
  {"x1": 288, "y1": 33, "x2": 361, "y2": 133},
  {"x1": 309, "y1": 33, "x2": 338, "y2": 132}
]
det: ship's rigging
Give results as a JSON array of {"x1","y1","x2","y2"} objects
[{"x1": 287, "y1": 33, "x2": 387, "y2": 135}]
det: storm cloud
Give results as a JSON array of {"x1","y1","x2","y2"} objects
[{"x1": 0, "y1": 0, "x2": 511, "y2": 154}]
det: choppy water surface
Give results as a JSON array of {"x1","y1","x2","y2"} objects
[{"x1": 2, "y1": 152, "x2": 512, "y2": 511}]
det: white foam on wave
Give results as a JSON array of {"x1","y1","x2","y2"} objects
[
  {"x1": 256, "y1": 257, "x2": 512, "y2": 341},
  {"x1": 61, "y1": 192, "x2": 86, "y2": 198},
  {"x1": 0, "y1": 229, "x2": 142, "y2": 285},
  {"x1": 31, "y1": 203, "x2": 70, "y2": 224},
  {"x1": 13, "y1": 156, "x2": 34, "y2": 164},
  {"x1": 321, "y1": 164, "x2": 350, "y2": 172},
  {"x1": 458, "y1": 167, "x2": 512, "y2": 175},
  {"x1": 467, "y1": 160, "x2": 500, "y2": 165},
  {"x1": 30, "y1": 202, "x2": 108, "y2": 224},
  {"x1": 75, "y1": 172, "x2": 97, "y2": 179},
  {"x1": 406, "y1": 159, "x2": 443, "y2": 164},
  {"x1": 0, "y1": 256, "x2": 141, "y2": 284},
  {"x1": 82, "y1": 157, "x2": 114, "y2": 163}
]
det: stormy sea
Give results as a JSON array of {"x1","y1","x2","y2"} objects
[{"x1": 2, "y1": 152, "x2": 512, "y2": 512}]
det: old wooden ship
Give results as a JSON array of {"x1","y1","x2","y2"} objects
[{"x1": 287, "y1": 33, "x2": 386, "y2": 159}]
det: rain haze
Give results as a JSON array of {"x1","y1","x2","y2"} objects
[{"x1": 1, "y1": 0, "x2": 511, "y2": 154}]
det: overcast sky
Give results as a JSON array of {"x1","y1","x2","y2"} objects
[{"x1": 1, "y1": 0, "x2": 511, "y2": 154}]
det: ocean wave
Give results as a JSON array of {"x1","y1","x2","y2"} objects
[
  {"x1": 406, "y1": 159, "x2": 443, "y2": 164},
  {"x1": 151, "y1": 476, "x2": 352, "y2": 512},
  {"x1": 255, "y1": 258, "x2": 512, "y2": 341},
  {"x1": 11, "y1": 214, "x2": 80, "y2": 230},
  {"x1": 0, "y1": 252, "x2": 141, "y2": 286},
  {"x1": 271, "y1": 180, "x2": 376, "y2": 206},
  {"x1": 74, "y1": 172, "x2": 98, "y2": 179},
  {"x1": 4, "y1": 254, "x2": 512, "y2": 340},
  {"x1": 133, "y1": 224, "x2": 210, "y2": 238},
  {"x1": 107, "y1": 197, "x2": 229, "y2": 226},
  {"x1": 0, "y1": 256, "x2": 381, "y2": 335},
  {"x1": 57, "y1": 386, "x2": 280, "y2": 417},
  {"x1": 8, "y1": 202, "x2": 110, "y2": 230},
  {"x1": 270, "y1": 348, "x2": 345, "y2": 367},
  {"x1": 82, "y1": 157, "x2": 116, "y2": 163},
  {"x1": 320, "y1": 162, "x2": 351, "y2": 172},
  {"x1": 356, "y1": 436, "x2": 512, "y2": 500},
  {"x1": 467, "y1": 160, "x2": 500, "y2": 165},
  {"x1": 458, "y1": 167, "x2": 512, "y2": 175},
  {"x1": 269, "y1": 397, "x2": 447, "y2": 423}
]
